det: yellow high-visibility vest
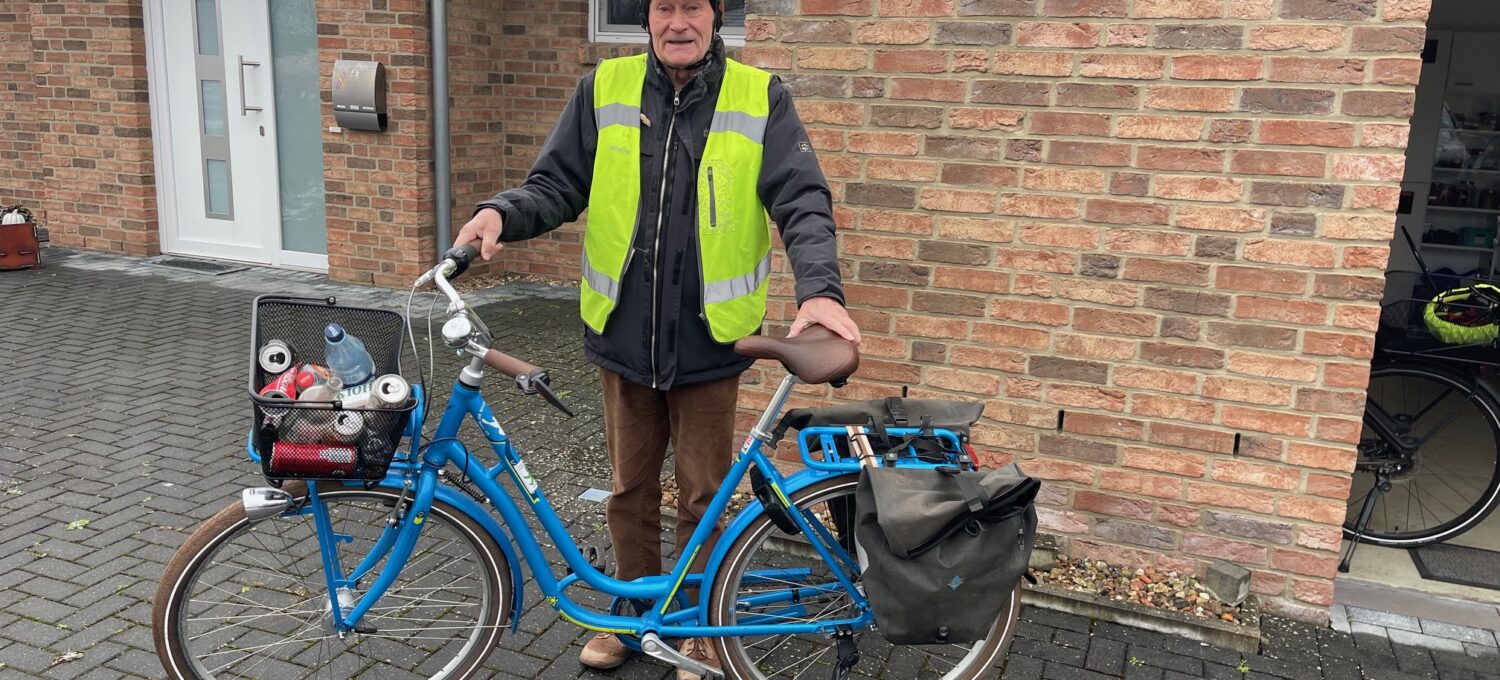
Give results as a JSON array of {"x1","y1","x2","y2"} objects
[{"x1": 583, "y1": 54, "x2": 772, "y2": 343}]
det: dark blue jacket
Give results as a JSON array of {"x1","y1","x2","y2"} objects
[{"x1": 477, "y1": 37, "x2": 844, "y2": 390}]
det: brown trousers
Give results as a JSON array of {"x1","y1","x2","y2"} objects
[{"x1": 599, "y1": 367, "x2": 740, "y2": 583}]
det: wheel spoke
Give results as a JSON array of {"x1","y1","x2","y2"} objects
[
  {"x1": 712, "y1": 478, "x2": 1009, "y2": 680},
  {"x1": 772, "y1": 645, "x2": 829, "y2": 678},
  {"x1": 160, "y1": 490, "x2": 503, "y2": 680},
  {"x1": 1349, "y1": 366, "x2": 1500, "y2": 544}
]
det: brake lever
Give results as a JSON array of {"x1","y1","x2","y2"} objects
[{"x1": 516, "y1": 368, "x2": 575, "y2": 418}]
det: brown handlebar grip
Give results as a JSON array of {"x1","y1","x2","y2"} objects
[{"x1": 483, "y1": 349, "x2": 537, "y2": 379}]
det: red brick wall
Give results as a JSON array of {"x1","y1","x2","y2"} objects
[
  {"x1": 0, "y1": 3, "x2": 42, "y2": 212},
  {"x1": 447, "y1": 0, "x2": 510, "y2": 259},
  {"x1": 322, "y1": 0, "x2": 1426, "y2": 622},
  {"x1": 320, "y1": 0, "x2": 435, "y2": 286},
  {"x1": 479, "y1": 0, "x2": 596, "y2": 280},
  {"x1": 30, "y1": 1, "x2": 158, "y2": 255},
  {"x1": 734, "y1": 0, "x2": 1428, "y2": 622}
]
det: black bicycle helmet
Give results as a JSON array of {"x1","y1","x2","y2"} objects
[{"x1": 640, "y1": 0, "x2": 725, "y2": 31}]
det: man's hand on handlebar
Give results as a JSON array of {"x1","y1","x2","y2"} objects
[
  {"x1": 453, "y1": 208, "x2": 504, "y2": 261},
  {"x1": 418, "y1": 245, "x2": 575, "y2": 419}
]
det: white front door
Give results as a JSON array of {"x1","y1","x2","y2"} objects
[{"x1": 146, "y1": 0, "x2": 327, "y2": 269}]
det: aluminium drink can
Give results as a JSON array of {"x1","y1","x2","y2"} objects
[
  {"x1": 257, "y1": 368, "x2": 300, "y2": 401},
  {"x1": 258, "y1": 339, "x2": 295, "y2": 375},
  {"x1": 370, "y1": 374, "x2": 411, "y2": 408},
  {"x1": 331, "y1": 411, "x2": 365, "y2": 443},
  {"x1": 268, "y1": 442, "x2": 356, "y2": 477}
]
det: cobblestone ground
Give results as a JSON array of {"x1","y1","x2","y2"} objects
[{"x1": 1, "y1": 249, "x2": 1498, "y2": 680}]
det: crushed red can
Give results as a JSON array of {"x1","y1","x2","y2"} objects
[
  {"x1": 258, "y1": 368, "x2": 300, "y2": 401},
  {"x1": 268, "y1": 441, "x2": 357, "y2": 477}
]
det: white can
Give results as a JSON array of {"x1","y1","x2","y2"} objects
[
  {"x1": 258, "y1": 339, "x2": 295, "y2": 375},
  {"x1": 332, "y1": 411, "x2": 365, "y2": 443},
  {"x1": 371, "y1": 374, "x2": 411, "y2": 408}
]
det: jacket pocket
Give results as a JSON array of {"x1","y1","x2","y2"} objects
[
  {"x1": 707, "y1": 166, "x2": 719, "y2": 230},
  {"x1": 700, "y1": 160, "x2": 734, "y2": 235}
]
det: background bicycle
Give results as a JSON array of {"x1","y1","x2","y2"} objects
[{"x1": 1341, "y1": 232, "x2": 1500, "y2": 570}]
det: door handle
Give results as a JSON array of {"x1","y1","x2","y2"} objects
[{"x1": 239, "y1": 56, "x2": 263, "y2": 115}]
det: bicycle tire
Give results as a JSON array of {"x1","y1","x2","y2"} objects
[
  {"x1": 152, "y1": 483, "x2": 511, "y2": 680},
  {"x1": 1345, "y1": 362, "x2": 1500, "y2": 547},
  {"x1": 709, "y1": 475, "x2": 1021, "y2": 680}
]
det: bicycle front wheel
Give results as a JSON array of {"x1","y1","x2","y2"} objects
[
  {"x1": 709, "y1": 476, "x2": 1021, "y2": 680},
  {"x1": 1346, "y1": 363, "x2": 1500, "y2": 546},
  {"x1": 152, "y1": 483, "x2": 510, "y2": 680}
]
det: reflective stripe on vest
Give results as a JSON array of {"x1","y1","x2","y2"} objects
[
  {"x1": 580, "y1": 55, "x2": 647, "y2": 335},
  {"x1": 584, "y1": 55, "x2": 773, "y2": 344}
]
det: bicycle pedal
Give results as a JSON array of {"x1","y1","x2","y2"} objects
[
  {"x1": 641, "y1": 633, "x2": 722, "y2": 679},
  {"x1": 586, "y1": 545, "x2": 608, "y2": 573}
]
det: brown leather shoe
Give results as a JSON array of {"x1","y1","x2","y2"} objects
[
  {"x1": 579, "y1": 633, "x2": 631, "y2": 670},
  {"x1": 676, "y1": 637, "x2": 721, "y2": 680}
]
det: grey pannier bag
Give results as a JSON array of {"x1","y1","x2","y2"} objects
[
  {"x1": 767, "y1": 397, "x2": 1039, "y2": 643},
  {"x1": 853, "y1": 462, "x2": 1039, "y2": 645}
]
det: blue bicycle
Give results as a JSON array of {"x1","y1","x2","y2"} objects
[{"x1": 151, "y1": 244, "x2": 1021, "y2": 680}]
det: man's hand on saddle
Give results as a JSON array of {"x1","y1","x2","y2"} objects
[{"x1": 789, "y1": 296, "x2": 861, "y2": 345}]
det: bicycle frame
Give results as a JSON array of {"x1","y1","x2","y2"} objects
[{"x1": 287, "y1": 372, "x2": 915, "y2": 641}]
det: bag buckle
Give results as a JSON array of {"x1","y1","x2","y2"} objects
[{"x1": 939, "y1": 466, "x2": 988, "y2": 514}]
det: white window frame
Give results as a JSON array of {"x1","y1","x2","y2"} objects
[{"x1": 590, "y1": 0, "x2": 746, "y2": 46}]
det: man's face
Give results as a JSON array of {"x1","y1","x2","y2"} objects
[{"x1": 649, "y1": 0, "x2": 714, "y2": 69}]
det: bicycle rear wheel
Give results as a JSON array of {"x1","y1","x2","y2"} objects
[
  {"x1": 1345, "y1": 362, "x2": 1500, "y2": 547},
  {"x1": 709, "y1": 476, "x2": 1020, "y2": 680},
  {"x1": 153, "y1": 483, "x2": 510, "y2": 680}
]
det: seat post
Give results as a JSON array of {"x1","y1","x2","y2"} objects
[{"x1": 751, "y1": 374, "x2": 800, "y2": 443}]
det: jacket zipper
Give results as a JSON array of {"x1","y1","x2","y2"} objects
[
  {"x1": 707, "y1": 166, "x2": 717, "y2": 230},
  {"x1": 650, "y1": 91, "x2": 680, "y2": 389}
]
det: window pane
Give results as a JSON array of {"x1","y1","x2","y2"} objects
[
  {"x1": 608, "y1": 0, "x2": 744, "y2": 29},
  {"x1": 608, "y1": 0, "x2": 641, "y2": 25},
  {"x1": 195, "y1": 0, "x2": 219, "y2": 56},
  {"x1": 201, "y1": 80, "x2": 226, "y2": 136},
  {"x1": 270, "y1": 0, "x2": 327, "y2": 254},
  {"x1": 206, "y1": 159, "x2": 231, "y2": 216}
]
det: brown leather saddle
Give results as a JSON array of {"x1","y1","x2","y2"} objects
[{"x1": 734, "y1": 325, "x2": 859, "y2": 386}]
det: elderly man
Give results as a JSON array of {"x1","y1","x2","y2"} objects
[{"x1": 453, "y1": 0, "x2": 858, "y2": 675}]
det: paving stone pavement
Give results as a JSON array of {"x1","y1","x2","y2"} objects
[{"x1": 2, "y1": 247, "x2": 1499, "y2": 680}]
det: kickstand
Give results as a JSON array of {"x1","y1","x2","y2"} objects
[
  {"x1": 1339, "y1": 471, "x2": 1391, "y2": 573},
  {"x1": 830, "y1": 626, "x2": 860, "y2": 680}
]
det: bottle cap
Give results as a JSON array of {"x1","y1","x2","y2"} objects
[{"x1": 324, "y1": 323, "x2": 346, "y2": 342}]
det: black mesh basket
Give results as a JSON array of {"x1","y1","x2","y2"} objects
[{"x1": 248, "y1": 295, "x2": 417, "y2": 482}]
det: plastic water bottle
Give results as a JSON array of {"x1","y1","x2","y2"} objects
[{"x1": 323, "y1": 323, "x2": 375, "y2": 387}]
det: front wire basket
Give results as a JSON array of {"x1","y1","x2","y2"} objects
[{"x1": 248, "y1": 295, "x2": 417, "y2": 481}]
